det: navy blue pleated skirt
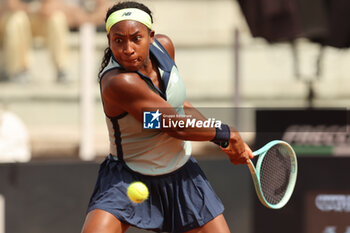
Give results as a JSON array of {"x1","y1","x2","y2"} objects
[{"x1": 87, "y1": 155, "x2": 224, "y2": 233}]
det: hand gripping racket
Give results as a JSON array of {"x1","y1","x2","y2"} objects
[{"x1": 248, "y1": 140, "x2": 297, "y2": 209}]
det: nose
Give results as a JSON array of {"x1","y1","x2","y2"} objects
[{"x1": 123, "y1": 41, "x2": 134, "y2": 56}]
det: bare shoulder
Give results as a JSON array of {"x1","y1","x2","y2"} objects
[
  {"x1": 101, "y1": 70, "x2": 146, "y2": 101},
  {"x1": 155, "y1": 34, "x2": 175, "y2": 60}
]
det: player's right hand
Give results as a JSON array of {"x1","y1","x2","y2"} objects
[{"x1": 220, "y1": 130, "x2": 253, "y2": 165}]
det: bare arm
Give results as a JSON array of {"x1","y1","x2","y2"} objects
[{"x1": 101, "y1": 72, "x2": 216, "y2": 142}]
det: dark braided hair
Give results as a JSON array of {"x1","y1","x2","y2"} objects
[{"x1": 99, "y1": 1, "x2": 153, "y2": 78}]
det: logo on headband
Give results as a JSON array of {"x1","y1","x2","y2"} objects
[{"x1": 122, "y1": 12, "x2": 132, "y2": 17}]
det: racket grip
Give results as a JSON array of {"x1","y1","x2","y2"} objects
[
  {"x1": 220, "y1": 141, "x2": 229, "y2": 148},
  {"x1": 212, "y1": 140, "x2": 229, "y2": 148}
]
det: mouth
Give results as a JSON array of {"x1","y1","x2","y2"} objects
[
  {"x1": 120, "y1": 58, "x2": 141, "y2": 71},
  {"x1": 124, "y1": 58, "x2": 139, "y2": 64}
]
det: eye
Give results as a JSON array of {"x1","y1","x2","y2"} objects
[
  {"x1": 115, "y1": 38, "x2": 122, "y2": 43},
  {"x1": 133, "y1": 36, "x2": 142, "y2": 42}
]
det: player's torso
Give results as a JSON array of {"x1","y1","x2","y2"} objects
[{"x1": 100, "y1": 39, "x2": 191, "y2": 175}]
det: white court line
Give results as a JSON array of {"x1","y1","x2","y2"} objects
[{"x1": 0, "y1": 195, "x2": 4, "y2": 233}]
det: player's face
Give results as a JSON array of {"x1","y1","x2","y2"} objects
[{"x1": 108, "y1": 20, "x2": 154, "y2": 71}]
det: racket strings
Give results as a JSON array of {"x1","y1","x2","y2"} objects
[{"x1": 260, "y1": 144, "x2": 292, "y2": 205}]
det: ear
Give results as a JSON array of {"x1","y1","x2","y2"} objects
[{"x1": 149, "y1": 30, "x2": 155, "y2": 44}]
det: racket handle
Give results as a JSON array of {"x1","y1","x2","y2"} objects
[{"x1": 220, "y1": 141, "x2": 229, "y2": 148}]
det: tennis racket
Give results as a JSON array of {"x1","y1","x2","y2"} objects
[{"x1": 248, "y1": 140, "x2": 297, "y2": 209}]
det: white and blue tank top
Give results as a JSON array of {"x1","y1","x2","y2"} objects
[{"x1": 100, "y1": 39, "x2": 192, "y2": 175}]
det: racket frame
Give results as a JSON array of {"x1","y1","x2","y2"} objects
[{"x1": 248, "y1": 140, "x2": 297, "y2": 209}]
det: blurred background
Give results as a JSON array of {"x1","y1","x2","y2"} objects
[{"x1": 0, "y1": 0, "x2": 349, "y2": 232}]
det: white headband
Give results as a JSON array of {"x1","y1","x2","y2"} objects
[{"x1": 106, "y1": 8, "x2": 152, "y2": 33}]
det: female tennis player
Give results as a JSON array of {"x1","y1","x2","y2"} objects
[{"x1": 81, "y1": 1, "x2": 253, "y2": 233}]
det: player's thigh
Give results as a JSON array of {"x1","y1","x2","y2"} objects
[
  {"x1": 81, "y1": 209, "x2": 130, "y2": 233},
  {"x1": 184, "y1": 214, "x2": 230, "y2": 233}
]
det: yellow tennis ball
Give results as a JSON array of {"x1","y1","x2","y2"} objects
[{"x1": 127, "y1": 181, "x2": 149, "y2": 203}]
